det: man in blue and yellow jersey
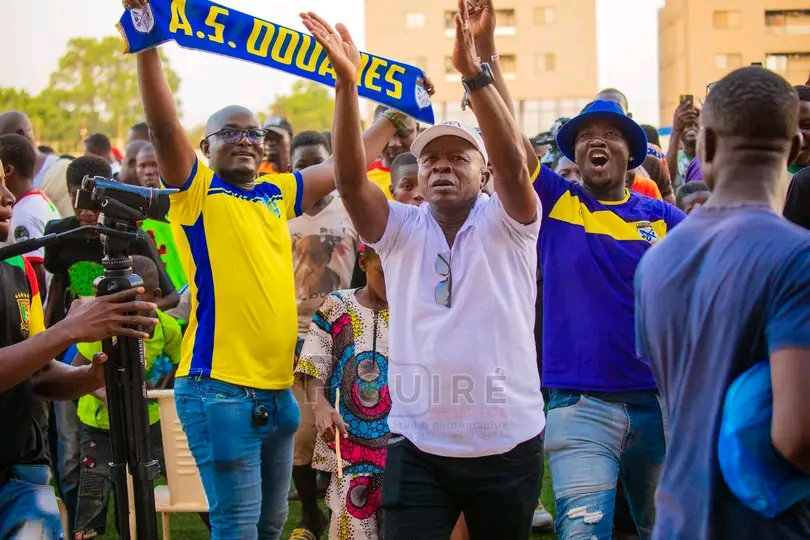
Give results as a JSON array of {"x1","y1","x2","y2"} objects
[
  {"x1": 127, "y1": 4, "x2": 423, "y2": 537},
  {"x1": 534, "y1": 100, "x2": 684, "y2": 539}
]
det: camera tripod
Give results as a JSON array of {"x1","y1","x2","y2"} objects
[{"x1": 96, "y1": 214, "x2": 160, "y2": 540}]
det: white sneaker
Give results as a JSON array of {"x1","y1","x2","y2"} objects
[{"x1": 532, "y1": 501, "x2": 554, "y2": 529}]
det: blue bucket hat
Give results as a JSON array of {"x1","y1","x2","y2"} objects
[
  {"x1": 719, "y1": 359, "x2": 810, "y2": 518},
  {"x1": 555, "y1": 100, "x2": 648, "y2": 170}
]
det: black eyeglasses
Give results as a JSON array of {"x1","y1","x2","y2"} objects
[
  {"x1": 435, "y1": 251, "x2": 452, "y2": 308},
  {"x1": 204, "y1": 128, "x2": 267, "y2": 145}
]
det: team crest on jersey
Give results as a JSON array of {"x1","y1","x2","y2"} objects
[
  {"x1": 15, "y1": 292, "x2": 30, "y2": 333},
  {"x1": 636, "y1": 221, "x2": 659, "y2": 245},
  {"x1": 131, "y1": 5, "x2": 155, "y2": 34}
]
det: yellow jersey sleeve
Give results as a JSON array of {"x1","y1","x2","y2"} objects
[
  {"x1": 165, "y1": 160, "x2": 215, "y2": 226},
  {"x1": 259, "y1": 171, "x2": 304, "y2": 220}
]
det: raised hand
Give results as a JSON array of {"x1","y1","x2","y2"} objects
[
  {"x1": 300, "y1": 12, "x2": 361, "y2": 84},
  {"x1": 423, "y1": 74, "x2": 436, "y2": 97},
  {"x1": 122, "y1": 0, "x2": 148, "y2": 9},
  {"x1": 452, "y1": 0, "x2": 482, "y2": 79},
  {"x1": 467, "y1": 0, "x2": 496, "y2": 42}
]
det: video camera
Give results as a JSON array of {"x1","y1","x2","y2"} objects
[{"x1": 75, "y1": 176, "x2": 173, "y2": 222}]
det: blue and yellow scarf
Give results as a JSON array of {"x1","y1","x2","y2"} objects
[{"x1": 117, "y1": 0, "x2": 435, "y2": 124}]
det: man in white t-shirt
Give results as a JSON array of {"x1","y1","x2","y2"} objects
[
  {"x1": 303, "y1": 10, "x2": 545, "y2": 539},
  {"x1": 0, "y1": 134, "x2": 61, "y2": 295}
]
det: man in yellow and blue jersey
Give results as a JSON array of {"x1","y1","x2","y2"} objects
[
  {"x1": 532, "y1": 100, "x2": 686, "y2": 538},
  {"x1": 129, "y1": 8, "x2": 420, "y2": 537}
]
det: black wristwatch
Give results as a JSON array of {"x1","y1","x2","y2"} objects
[{"x1": 461, "y1": 63, "x2": 494, "y2": 93}]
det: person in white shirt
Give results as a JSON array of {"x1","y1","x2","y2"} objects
[
  {"x1": 300, "y1": 7, "x2": 545, "y2": 539},
  {"x1": 0, "y1": 134, "x2": 61, "y2": 295}
]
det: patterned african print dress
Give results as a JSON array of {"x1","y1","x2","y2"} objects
[{"x1": 296, "y1": 289, "x2": 391, "y2": 540}]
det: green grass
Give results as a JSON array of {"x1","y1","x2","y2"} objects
[{"x1": 100, "y1": 459, "x2": 558, "y2": 539}]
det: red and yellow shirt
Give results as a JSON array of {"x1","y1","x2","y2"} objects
[{"x1": 367, "y1": 159, "x2": 394, "y2": 200}]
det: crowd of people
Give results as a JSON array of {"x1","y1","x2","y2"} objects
[{"x1": 1, "y1": 0, "x2": 810, "y2": 539}]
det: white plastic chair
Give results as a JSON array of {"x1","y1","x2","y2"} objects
[{"x1": 127, "y1": 389, "x2": 208, "y2": 539}]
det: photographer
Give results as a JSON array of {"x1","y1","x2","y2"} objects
[{"x1": 0, "y1": 158, "x2": 159, "y2": 538}]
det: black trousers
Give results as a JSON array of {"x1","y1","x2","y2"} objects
[{"x1": 381, "y1": 434, "x2": 543, "y2": 540}]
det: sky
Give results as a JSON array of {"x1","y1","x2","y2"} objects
[{"x1": 2, "y1": 0, "x2": 665, "y2": 128}]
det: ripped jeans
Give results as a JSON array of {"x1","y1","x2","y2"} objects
[
  {"x1": 73, "y1": 423, "x2": 165, "y2": 537},
  {"x1": 545, "y1": 390, "x2": 666, "y2": 540},
  {"x1": 0, "y1": 464, "x2": 64, "y2": 539}
]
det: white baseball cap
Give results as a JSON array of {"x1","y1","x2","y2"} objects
[{"x1": 410, "y1": 121, "x2": 489, "y2": 164}]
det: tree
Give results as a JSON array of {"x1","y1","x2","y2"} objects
[
  {"x1": 46, "y1": 36, "x2": 181, "y2": 141},
  {"x1": 267, "y1": 81, "x2": 335, "y2": 132},
  {"x1": 0, "y1": 87, "x2": 76, "y2": 150}
]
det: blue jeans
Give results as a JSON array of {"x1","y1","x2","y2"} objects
[
  {"x1": 0, "y1": 464, "x2": 64, "y2": 539},
  {"x1": 174, "y1": 377, "x2": 299, "y2": 540},
  {"x1": 54, "y1": 400, "x2": 81, "y2": 493},
  {"x1": 545, "y1": 390, "x2": 666, "y2": 540}
]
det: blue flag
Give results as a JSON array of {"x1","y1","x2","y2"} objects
[{"x1": 116, "y1": 0, "x2": 435, "y2": 124}]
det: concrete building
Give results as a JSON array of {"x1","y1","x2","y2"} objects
[
  {"x1": 659, "y1": 2, "x2": 810, "y2": 126},
  {"x1": 364, "y1": 0, "x2": 598, "y2": 135}
]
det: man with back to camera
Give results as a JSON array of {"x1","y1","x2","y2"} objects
[
  {"x1": 300, "y1": 5, "x2": 545, "y2": 538},
  {"x1": 636, "y1": 66, "x2": 810, "y2": 540},
  {"x1": 465, "y1": 1, "x2": 685, "y2": 537},
  {"x1": 0, "y1": 156, "x2": 160, "y2": 538},
  {"x1": 124, "y1": 0, "x2": 430, "y2": 536},
  {"x1": 787, "y1": 85, "x2": 809, "y2": 176},
  {"x1": 127, "y1": 122, "x2": 150, "y2": 144},
  {"x1": 83, "y1": 134, "x2": 114, "y2": 165}
]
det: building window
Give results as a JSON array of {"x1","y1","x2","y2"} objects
[
  {"x1": 535, "y1": 53, "x2": 556, "y2": 72},
  {"x1": 445, "y1": 9, "x2": 516, "y2": 36},
  {"x1": 405, "y1": 12, "x2": 426, "y2": 29},
  {"x1": 765, "y1": 10, "x2": 810, "y2": 35},
  {"x1": 494, "y1": 9, "x2": 517, "y2": 36},
  {"x1": 715, "y1": 53, "x2": 743, "y2": 70},
  {"x1": 444, "y1": 56, "x2": 458, "y2": 81},
  {"x1": 766, "y1": 52, "x2": 810, "y2": 82},
  {"x1": 444, "y1": 11, "x2": 456, "y2": 31},
  {"x1": 500, "y1": 54, "x2": 518, "y2": 79},
  {"x1": 534, "y1": 7, "x2": 554, "y2": 25},
  {"x1": 713, "y1": 10, "x2": 741, "y2": 29}
]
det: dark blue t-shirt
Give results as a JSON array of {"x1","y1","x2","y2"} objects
[{"x1": 635, "y1": 206, "x2": 810, "y2": 540}]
